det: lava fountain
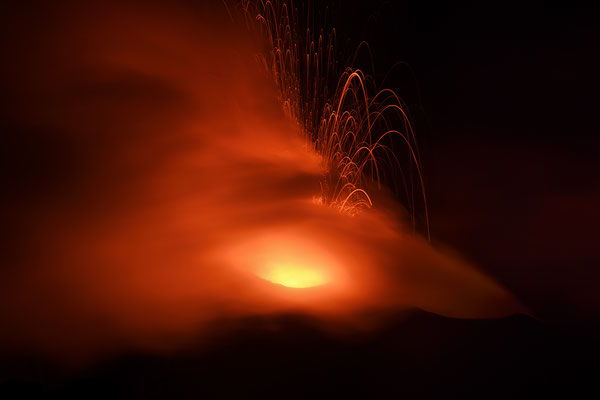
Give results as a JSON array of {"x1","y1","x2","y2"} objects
[{"x1": 0, "y1": 0, "x2": 523, "y2": 363}]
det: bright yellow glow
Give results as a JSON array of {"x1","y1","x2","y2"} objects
[{"x1": 259, "y1": 264, "x2": 329, "y2": 288}]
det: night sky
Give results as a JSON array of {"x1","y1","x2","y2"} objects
[{"x1": 337, "y1": 0, "x2": 600, "y2": 321}]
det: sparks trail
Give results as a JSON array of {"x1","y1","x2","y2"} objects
[{"x1": 237, "y1": 0, "x2": 429, "y2": 238}]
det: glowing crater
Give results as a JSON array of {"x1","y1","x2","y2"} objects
[{"x1": 258, "y1": 264, "x2": 329, "y2": 288}]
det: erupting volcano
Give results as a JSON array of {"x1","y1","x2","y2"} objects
[
  {"x1": 3, "y1": 0, "x2": 599, "y2": 397},
  {"x1": 0, "y1": 0, "x2": 526, "y2": 364}
]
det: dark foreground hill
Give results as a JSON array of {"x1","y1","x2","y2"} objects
[{"x1": 1, "y1": 310, "x2": 597, "y2": 399}]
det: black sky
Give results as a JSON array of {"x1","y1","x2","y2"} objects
[{"x1": 333, "y1": 0, "x2": 600, "y2": 321}]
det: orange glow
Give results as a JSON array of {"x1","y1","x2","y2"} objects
[
  {"x1": 258, "y1": 264, "x2": 329, "y2": 288},
  {"x1": 223, "y1": 232, "x2": 345, "y2": 294}
]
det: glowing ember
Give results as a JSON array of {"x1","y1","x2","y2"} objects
[{"x1": 258, "y1": 264, "x2": 329, "y2": 288}]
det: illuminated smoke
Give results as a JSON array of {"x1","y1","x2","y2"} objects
[{"x1": 0, "y1": 0, "x2": 523, "y2": 363}]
